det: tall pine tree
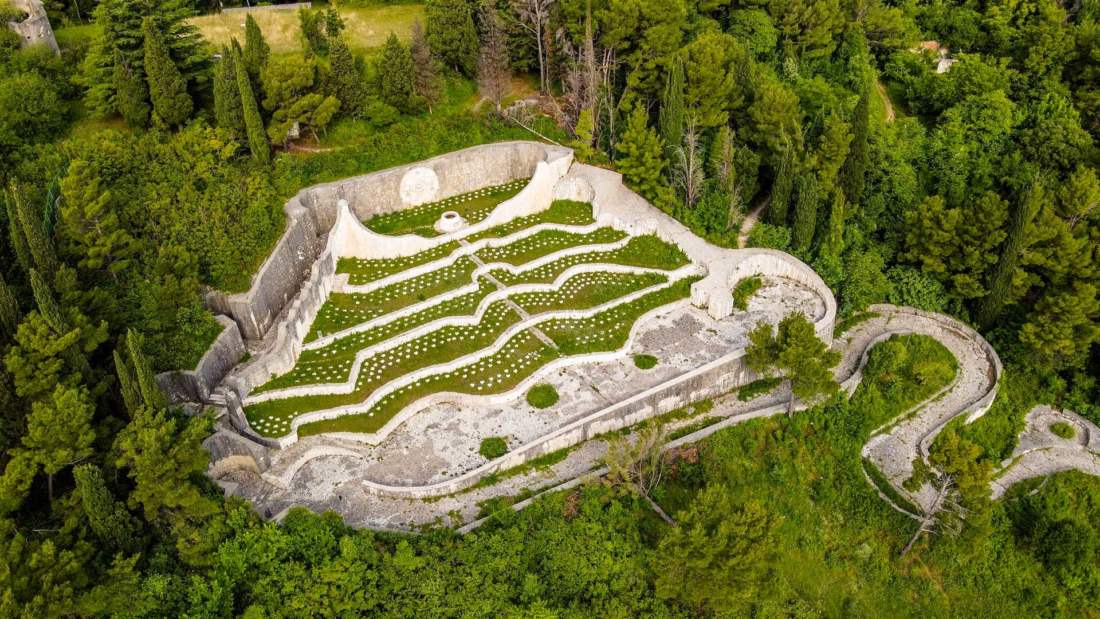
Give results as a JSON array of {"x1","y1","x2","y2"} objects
[
  {"x1": 73, "y1": 464, "x2": 141, "y2": 553},
  {"x1": 22, "y1": 385, "x2": 96, "y2": 501},
  {"x1": 426, "y1": 0, "x2": 478, "y2": 76},
  {"x1": 379, "y1": 33, "x2": 414, "y2": 113},
  {"x1": 616, "y1": 105, "x2": 676, "y2": 212},
  {"x1": 329, "y1": 39, "x2": 366, "y2": 117},
  {"x1": 142, "y1": 17, "x2": 193, "y2": 128},
  {"x1": 81, "y1": 0, "x2": 207, "y2": 116}
]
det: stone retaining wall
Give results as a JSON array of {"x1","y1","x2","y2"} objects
[
  {"x1": 207, "y1": 141, "x2": 570, "y2": 341},
  {"x1": 155, "y1": 315, "x2": 246, "y2": 404}
]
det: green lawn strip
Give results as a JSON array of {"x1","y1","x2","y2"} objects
[
  {"x1": 246, "y1": 273, "x2": 664, "y2": 428},
  {"x1": 364, "y1": 180, "x2": 527, "y2": 237},
  {"x1": 834, "y1": 311, "x2": 881, "y2": 338},
  {"x1": 476, "y1": 228, "x2": 626, "y2": 266},
  {"x1": 491, "y1": 235, "x2": 689, "y2": 286},
  {"x1": 539, "y1": 277, "x2": 701, "y2": 354},
  {"x1": 336, "y1": 200, "x2": 596, "y2": 286},
  {"x1": 309, "y1": 257, "x2": 481, "y2": 339},
  {"x1": 247, "y1": 301, "x2": 523, "y2": 434},
  {"x1": 339, "y1": 241, "x2": 461, "y2": 286},
  {"x1": 298, "y1": 331, "x2": 559, "y2": 436},
  {"x1": 464, "y1": 200, "x2": 595, "y2": 242},
  {"x1": 508, "y1": 271, "x2": 666, "y2": 314}
]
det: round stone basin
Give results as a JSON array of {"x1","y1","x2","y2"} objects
[{"x1": 435, "y1": 210, "x2": 468, "y2": 234}]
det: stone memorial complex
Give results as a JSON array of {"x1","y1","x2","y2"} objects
[{"x1": 173, "y1": 141, "x2": 1099, "y2": 531}]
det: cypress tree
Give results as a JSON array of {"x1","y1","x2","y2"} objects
[
  {"x1": 659, "y1": 57, "x2": 685, "y2": 164},
  {"x1": 10, "y1": 187, "x2": 57, "y2": 277},
  {"x1": 114, "y1": 348, "x2": 141, "y2": 417},
  {"x1": 768, "y1": 148, "x2": 794, "y2": 226},
  {"x1": 242, "y1": 15, "x2": 270, "y2": 80},
  {"x1": 4, "y1": 192, "x2": 33, "y2": 275},
  {"x1": 29, "y1": 269, "x2": 65, "y2": 333},
  {"x1": 0, "y1": 273, "x2": 19, "y2": 338},
  {"x1": 213, "y1": 46, "x2": 246, "y2": 140},
  {"x1": 233, "y1": 44, "x2": 270, "y2": 164},
  {"x1": 112, "y1": 47, "x2": 149, "y2": 128},
  {"x1": 73, "y1": 464, "x2": 140, "y2": 553},
  {"x1": 81, "y1": 0, "x2": 208, "y2": 116},
  {"x1": 142, "y1": 16, "x2": 193, "y2": 127},
  {"x1": 976, "y1": 182, "x2": 1042, "y2": 328},
  {"x1": 329, "y1": 38, "x2": 366, "y2": 116},
  {"x1": 127, "y1": 329, "x2": 165, "y2": 412},
  {"x1": 379, "y1": 33, "x2": 414, "y2": 113},
  {"x1": 792, "y1": 174, "x2": 820, "y2": 253},
  {"x1": 840, "y1": 84, "x2": 871, "y2": 207}
]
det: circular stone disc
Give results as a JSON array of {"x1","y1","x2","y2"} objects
[{"x1": 399, "y1": 167, "x2": 440, "y2": 206}]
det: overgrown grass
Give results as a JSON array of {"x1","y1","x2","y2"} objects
[
  {"x1": 1049, "y1": 421, "x2": 1076, "y2": 440},
  {"x1": 526, "y1": 384, "x2": 559, "y2": 408},
  {"x1": 732, "y1": 275, "x2": 763, "y2": 311},
  {"x1": 479, "y1": 436, "x2": 509, "y2": 459},
  {"x1": 834, "y1": 311, "x2": 881, "y2": 337},
  {"x1": 633, "y1": 354, "x2": 658, "y2": 370},
  {"x1": 189, "y1": 4, "x2": 425, "y2": 54},
  {"x1": 737, "y1": 377, "x2": 782, "y2": 402}
]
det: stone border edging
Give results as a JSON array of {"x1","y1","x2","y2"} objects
[{"x1": 155, "y1": 315, "x2": 246, "y2": 405}]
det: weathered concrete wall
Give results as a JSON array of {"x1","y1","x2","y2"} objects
[
  {"x1": 155, "y1": 315, "x2": 245, "y2": 404},
  {"x1": 329, "y1": 148, "x2": 573, "y2": 259},
  {"x1": 210, "y1": 141, "x2": 570, "y2": 341},
  {"x1": 6, "y1": 0, "x2": 57, "y2": 52}
]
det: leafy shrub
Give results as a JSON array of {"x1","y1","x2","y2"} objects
[
  {"x1": 1049, "y1": 421, "x2": 1076, "y2": 440},
  {"x1": 633, "y1": 354, "x2": 658, "y2": 369},
  {"x1": 745, "y1": 222, "x2": 790, "y2": 250},
  {"x1": 479, "y1": 436, "x2": 508, "y2": 459},
  {"x1": 732, "y1": 275, "x2": 763, "y2": 311},
  {"x1": 886, "y1": 266, "x2": 947, "y2": 312},
  {"x1": 526, "y1": 384, "x2": 558, "y2": 408}
]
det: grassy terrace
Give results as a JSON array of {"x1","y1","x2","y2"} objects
[
  {"x1": 491, "y1": 235, "x2": 689, "y2": 285},
  {"x1": 297, "y1": 277, "x2": 697, "y2": 436},
  {"x1": 364, "y1": 179, "x2": 527, "y2": 237},
  {"x1": 247, "y1": 271, "x2": 669, "y2": 433},
  {"x1": 337, "y1": 200, "x2": 596, "y2": 285}
]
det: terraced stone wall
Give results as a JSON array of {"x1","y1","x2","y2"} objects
[
  {"x1": 155, "y1": 315, "x2": 246, "y2": 404},
  {"x1": 207, "y1": 141, "x2": 570, "y2": 340}
]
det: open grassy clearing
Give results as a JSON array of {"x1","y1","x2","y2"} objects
[
  {"x1": 365, "y1": 179, "x2": 527, "y2": 237},
  {"x1": 248, "y1": 270, "x2": 672, "y2": 433},
  {"x1": 188, "y1": 4, "x2": 424, "y2": 55},
  {"x1": 337, "y1": 200, "x2": 596, "y2": 285}
]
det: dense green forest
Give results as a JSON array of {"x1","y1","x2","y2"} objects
[{"x1": 1, "y1": 0, "x2": 1099, "y2": 615}]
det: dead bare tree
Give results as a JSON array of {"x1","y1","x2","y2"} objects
[
  {"x1": 900, "y1": 473, "x2": 968, "y2": 558},
  {"x1": 511, "y1": 0, "x2": 556, "y2": 93},
  {"x1": 477, "y1": 6, "x2": 511, "y2": 115},
  {"x1": 603, "y1": 425, "x2": 676, "y2": 524},
  {"x1": 673, "y1": 121, "x2": 705, "y2": 210}
]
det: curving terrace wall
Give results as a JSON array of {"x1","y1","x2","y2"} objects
[
  {"x1": 155, "y1": 315, "x2": 245, "y2": 404},
  {"x1": 207, "y1": 141, "x2": 572, "y2": 341}
]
